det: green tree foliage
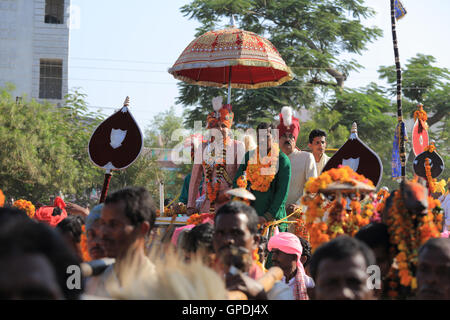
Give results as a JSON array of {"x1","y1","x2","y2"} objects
[
  {"x1": 378, "y1": 54, "x2": 449, "y2": 180},
  {"x1": 177, "y1": 0, "x2": 382, "y2": 128},
  {"x1": 0, "y1": 85, "x2": 104, "y2": 203}
]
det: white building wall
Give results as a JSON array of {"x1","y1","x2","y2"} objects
[{"x1": 0, "y1": 0, "x2": 70, "y2": 104}]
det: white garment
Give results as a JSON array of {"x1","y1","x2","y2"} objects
[
  {"x1": 266, "y1": 280, "x2": 295, "y2": 300},
  {"x1": 439, "y1": 193, "x2": 450, "y2": 231},
  {"x1": 304, "y1": 274, "x2": 315, "y2": 289},
  {"x1": 315, "y1": 153, "x2": 330, "y2": 176},
  {"x1": 286, "y1": 149, "x2": 317, "y2": 205},
  {"x1": 281, "y1": 273, "x2": 315, "y2": 298},
  {"x1": 85, "y1": 256, "x2": 156, "y2": 298}
]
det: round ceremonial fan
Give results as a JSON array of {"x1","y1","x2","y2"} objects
[{"x1": 413, "y1": 148, "x2": 444, "y2": 179}]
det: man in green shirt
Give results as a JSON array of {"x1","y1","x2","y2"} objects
[{"x1": 233, "y1": 123, "x2": 291, "y2": 230}]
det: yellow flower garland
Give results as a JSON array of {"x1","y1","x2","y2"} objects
[
  {"x1": 386, "y1": 184, "x2": 443, "y2": 299},
  {"x1": 13, "y1": 199, "x2": 36, "y2": 219},
  {"x1": 301, "y1": 166, "x2": 375, "y2": 251},
  {"x1": 0, "y1": 189, "x2": 5, "y2": 207},
  {"x1": 246, "y1": 143, "x2": 280, "y2": 192}
]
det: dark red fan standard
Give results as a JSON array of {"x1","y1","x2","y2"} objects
[
  {"x1": 413, "y1": 150, "x2": 444, "y2": 179},
  {"x1": 88, "y1": 106, "x2": 143, "y2": 170},
  {"x1": 322, "y1": 123, "x2": 383, "y2": 187}
]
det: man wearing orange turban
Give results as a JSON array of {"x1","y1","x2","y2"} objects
[
  {"x1": 187, "y1": 96, "x2": 245, "y2": 215},
  {"x1": 34, "y1": 196, "x2": 68, "y2": 227}
]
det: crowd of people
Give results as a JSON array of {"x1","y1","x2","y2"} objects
[{"x1": 0, "y1": 99, "x2": 448, "y2": 300}]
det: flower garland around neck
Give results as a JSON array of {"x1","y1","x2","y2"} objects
[
  {"x1": 203, "y1": 138, "x2": 229, "y2": 212},
  {"x1": 246, "y1": 143, "x2": 280, "y2": 192},
  {"x1": 301, "y1": 166, "x2": 375, "y2": 251},
  {"x1": 386, "y1": 186, "x2": 444, "y2": 299},
  {"x1": 13, "y1": 199, "x2": 36, "y2": 219}
]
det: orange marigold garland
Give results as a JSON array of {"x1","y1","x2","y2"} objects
[
  {"x1": 424, "y1": 158, "x2": 436, "y2": 193},
  {"x1": 186, "y1": 213, "x2": 215, "y2": 226},
  {"x1": 413, "y1": 104, "x2": 428, "y2": 130},
  {"x1": 203, "y1": 138, "x2": 228, "y2": 213},
  {"x1": 80, "y1": 225, "x2": 92, "y2": 262},
  {"x1": 301, "y1": 166, "x2": 375, "y2": 251},
  {"x1": 0, "y1": 189, "x2": 5, "y2": 207},
  {"x1": 246, "y1": 143, "x2": 280, "y2": 192},
  {"x1": 386, "y1": 186, "x2": 444, "y2": 299},
  {"x1": 13, "y1": 199, "x2": 36, "y2": 218},
  {"x1": 236, "y1": 173, "x2": 248, "y2": 189}
]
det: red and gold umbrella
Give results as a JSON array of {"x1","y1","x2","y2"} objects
[{"x1": 168, "y1": 20, "x2": 293, "y2": 103}]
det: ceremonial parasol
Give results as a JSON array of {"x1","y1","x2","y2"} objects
[{"x1": 168, "y1": 17, "x2": 294, "y2": 104}]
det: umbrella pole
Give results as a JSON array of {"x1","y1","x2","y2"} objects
[{"x1": 227, "y1": 66, "x2": 232, "y2": 104}]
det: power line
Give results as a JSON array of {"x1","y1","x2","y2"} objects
[{"x1": 69, "y1": 57, "x2": 170, "y2": 65}]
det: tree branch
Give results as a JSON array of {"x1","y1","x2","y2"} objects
[{"x1": 428, "y1": 109, "x2": 449, "y2": 127}]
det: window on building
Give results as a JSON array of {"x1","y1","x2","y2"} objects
[
  {"x1": 45, "y1": 0, "x2": 65, "y2": 24},
  {"x1": 39, "y1": 59, "x2": 63, "y2": 100}
]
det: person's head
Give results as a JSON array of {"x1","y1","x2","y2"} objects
[
  {"x1": 0, "y1": 213, "x2": 82, "y2": 299},
  {"x1": 56, "y1": 215, "x2": 85, "y2": 260},
  {"x1": 256, "y1": 122, "x2": 273, "y2": 152},
  {"x1": 416, "y1": 238, "x2": 450, "y2": 300},
  {"x1": 99, "y1": 187, "x2": 157, "y2": 259},
  {"x1": 309, "y1": 236, "x2": 376, "y2": 300},
  {"x1": 355, "y1": 223, "x2": 392, "y2": 279},
  {"x1": 182, "y1": 223, "x2": 215, "y2": 267},
  {"x1": 258, "y1": 235, "x2": 269, "y2": 264},
  {"x1": 269, "y1": 232, "x2": 302, "y2": 279},
  {"x1": 207, "y1": 96, "x2": 233, "y2": 142},
  {"x1": 279, "y1": 131, "x2": 296, "y2": 155},
  {"x1": 213, "y1": 201, "x2": 260, "y2": 273},
  {"x1": 308, "y1": 129, "x2": 327, "y2": 159},
  {"x1": 298, "y1": 236, "x2": 312, "y2": 267},
  {"x1": 85, "y1": 204, "x2": 106, "y2": 260},
  {"x1": 277, "y1": 106, "x2": 300, "y2": 155}
]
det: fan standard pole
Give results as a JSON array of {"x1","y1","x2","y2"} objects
[
  {"x1": 99, "y1": 169, "x2": 112, "y2": 204},
  {"x1": 390, "y1": 0, "x2": 406, "y2": 181}
]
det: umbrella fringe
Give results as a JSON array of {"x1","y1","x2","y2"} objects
[{"x1": 170, "y1": 74, "x2": 294, "y2": 89}]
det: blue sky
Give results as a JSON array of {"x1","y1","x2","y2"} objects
[{"x1": 68, "y1": 0, "x2": 450, "y2": 131}]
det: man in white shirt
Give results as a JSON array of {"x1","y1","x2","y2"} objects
[
  {"x1": 277, "y1": 107, "x2": 317, "y2": 215},
  {"x1": 308, "y1": 129, "x2": 330, "y2": 176},
  {"x1": 85, "y1": 187, "x2": 157, "y2": 298}
]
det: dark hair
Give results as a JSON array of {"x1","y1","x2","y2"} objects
[
  {"x1": 308, "y1": 129, "x2": 327, "y2": 144},
  {"x1": 0, "y1": 207, "x2": 30, "y2": 224},
  {"x1": 215, "y1": 201, "x2": 259, "y2": 235},
  {"x1": 183, "y1": 223, "x2": 214, "y2": 253},
  {"x1": 105, "y1": 186, "x2": 157, "y2": 229},
  {"x1": 355, "y1": 222, "x2": 391, "y2": 251},
  {"x1": 418, "y1": 238, "x2": 450, "y2": 257},
  {"x1": 308, "y1": 236, "x2": 376, "y2": 281},
  {"x1": 256, "y1": 122, "x2": 273, "y2": 138},
  {"x1": 57, "y1": 215, "x2": 85, "y2": 243},
  {"x1": 298, "y1": 236, "x2": 312, "y2": 267},
  {"x1": 0, "y1": 217, "x2": 83, "y2": 299}
]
